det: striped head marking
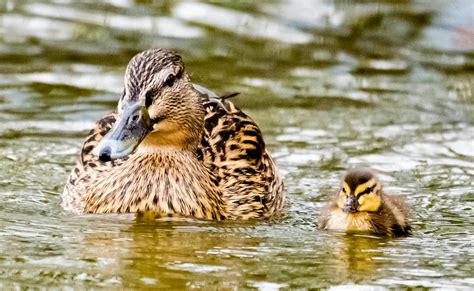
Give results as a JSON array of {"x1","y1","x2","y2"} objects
[
  {"x1": 337, "y1": 169, "x2": 382, "y2": 213},
  {"x1": 122, "y1": 48, "x2": 184, "y2": 106},
  {"x1": 93, "y1": 49, "x2": 205, "y2": 161}
]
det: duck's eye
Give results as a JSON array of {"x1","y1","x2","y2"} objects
[
  {"x1": 145, "y1": 90, "x2": 154, "y2": 108},
  {"x1": 164, "y1": 74, "x2": 176, "y2": 87},
  {"x1": 342, "y1": 187, "x2": 346, "y2": 194},
  {"x1": 131, "y1": 112, "x2": 140, "y2": 122}
]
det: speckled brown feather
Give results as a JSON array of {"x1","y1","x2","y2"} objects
[
  {"x1": 82, "y1": 150, "x2": 226, "y2": 220},
  {"x1": 62, "y1": 113, "x2": 124, "y2": 212},
  {"x1": 62, "y1": 95, "x2": 284, "y2": 220},
  {"x1": 199, "y1": 97, "x2": 285, "y2": 219}
]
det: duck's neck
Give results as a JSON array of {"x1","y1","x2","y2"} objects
[
  {"x1": 137, "y1": 131, "x2": 200, "y2": 153},
  {"x1": 84, "y1": 150, "x2": 225, "y2": 219}
]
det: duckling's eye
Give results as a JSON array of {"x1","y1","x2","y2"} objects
[
  {"x1": 164, "y1": 74, "x2": 176, "y2": 87},
  {"x1": 342, "y1": 188, "x2": 346, "y2": 194},
  {"x1": 358, "y1": 185, "x2": 375, "y2": 196}
]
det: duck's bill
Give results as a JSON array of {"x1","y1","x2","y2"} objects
[
  {"x1": 342, "y1": 195, "x2": 359, "y2": 213},
  {"x1": 92, "y1": 103, "x2": 152, "y2": 161}
]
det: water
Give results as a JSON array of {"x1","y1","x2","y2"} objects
[{"x1": 1, "y1": 0, "x2": 473, "y2": 288}]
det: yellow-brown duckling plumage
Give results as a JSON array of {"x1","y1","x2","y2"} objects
[
  {"x1": 62, "y1": 48, "x2": 284, "y2": 220},
  {"x1": 319, "y1": 169, "x2": 411, "y2": 236}
]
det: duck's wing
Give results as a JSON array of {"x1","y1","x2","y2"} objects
[
  {"x1": 199, "y1": 96, "x2": 284, "y2": 220},
  {"x1": 79, "y1": 113, "x2": 118, "y2": 166},
  {"x1": 62, "y1": 113, "x2": 119, "y2": 212},
  {"x1": 66, "y1": 113, "x2": 121, "y2": 190}
]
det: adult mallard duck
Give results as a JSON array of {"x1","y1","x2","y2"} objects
[
  {"x1": 62, "y1": 48, "x2": 284, "y2": 220},
  {"x1": 319, "y1": 169, "x2": 411, "y2": 236}
]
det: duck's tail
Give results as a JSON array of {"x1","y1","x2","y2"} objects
[{"x1": 219, "y1": 92, "x2": 240, "y2": 100}]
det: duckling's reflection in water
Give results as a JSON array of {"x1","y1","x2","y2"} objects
[
  {"x1": 69, "y1": 215, "x2": 263, "y2": 288},
  {"x1": 327, "y1": 233, "x2": 388, "y2": 282}
]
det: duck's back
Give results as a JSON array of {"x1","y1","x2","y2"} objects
[{"x1": 198, "y1": 96, "x2": 284, "y2": 219}]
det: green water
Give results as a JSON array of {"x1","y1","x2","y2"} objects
[{"x1": 1, "y1": 0, "x2": 473, "y2": 289}]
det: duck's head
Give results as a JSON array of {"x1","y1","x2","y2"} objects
[
  {"x1": 93, "y1": 49, "x2": 205, "y2": 161},
  {"x1": 336, "y1": 169, "x2": 383, "y2": 213}
]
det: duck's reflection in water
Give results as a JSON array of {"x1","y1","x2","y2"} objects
[{"x1": 70, "y1": 215, "x2": 264, "y2": 288}]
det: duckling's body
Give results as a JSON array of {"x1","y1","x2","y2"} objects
[
  {"x1": 62, "y1": 49, "x2": 284, "y2": 220},
  {"x1": 319, "y1": 169, "x2": 410, "y2": 236}
]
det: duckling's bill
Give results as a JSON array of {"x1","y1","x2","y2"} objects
[
  {"x1": 93, "y1": 102, "x2": 152, "y2": 161},
  {"x1": 342, "y1": 195, "x2": 359, "y2": 213}
]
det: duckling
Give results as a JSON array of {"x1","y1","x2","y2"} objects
[
  {"x1": 319, "y1": 169, "x2": 411, "y2": 236},
  {"x1": 62, "y1": 48, "x2": 285, "y2": 220}
]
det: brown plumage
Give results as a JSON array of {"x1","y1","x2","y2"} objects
[
  {"x1": 62, "y1": 48, "x2": 284, "y2": 220},
  {"x1": 319, "y1": 169, "x2": 411, "y2": 236}
]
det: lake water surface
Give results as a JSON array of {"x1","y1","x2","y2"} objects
[{"x1": 0, "y1": 0, "x2": 473, "y2": 289}]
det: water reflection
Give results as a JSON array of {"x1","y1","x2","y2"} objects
[
  {"x1": 329, "y1": 234, "x2": 387, "y2": 283},
  {"x1": 68, "y1": 218, "x2": 266, "y2": 288}
]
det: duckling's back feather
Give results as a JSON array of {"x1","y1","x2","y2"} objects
[{"x1": 380, "y1": 194, "x2": 411, "y2": 235}]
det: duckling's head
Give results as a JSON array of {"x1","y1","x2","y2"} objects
[
  {"x1": 93, "y1": 49, "x2": 205, "y2": 161},
  {"x1": 336, "y1": 169, "x2": 383, "y2": 213}
]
